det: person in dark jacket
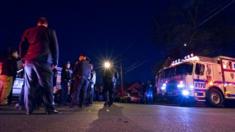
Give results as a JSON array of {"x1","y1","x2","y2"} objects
[
  {"x1": 60, "y1": 61, "x2": 72, "y2": 105},
  {"x1": 102, "y1": 62, "x2": 118, "y2": 107},
  {"x1": 0, "y1": 49, "x2": 19, "y2": 105},
  {"x1": 19, "y1": 17, "x2": 59, "y2": 115},
  {"x1": 71, "y1": 55, "x2": 92, "y2": 108},
  {"x1": 7, "y1": 49, "x2": 20, "y2": 105}
]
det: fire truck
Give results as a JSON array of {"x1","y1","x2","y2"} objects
[{"x1": 156, "y1": 54, "x2": 235, "y2": 107}]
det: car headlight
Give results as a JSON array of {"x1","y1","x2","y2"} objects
[{"x1": 189, "y1": 84, "x2": 194, "y2": 90}]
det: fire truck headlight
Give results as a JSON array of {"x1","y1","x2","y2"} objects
[
  {"x1": 182, "y1": 90, "x2": 190, "y2": 96},
  {"x1": 189, "y1": 84, "x2": 194, "y2": 90},
  {"x1": 177, "y1": 81, "x2": 185, "y2": 88},
  {"x1": 161, "y1": 83, "x2": 167, "y2": 90}
]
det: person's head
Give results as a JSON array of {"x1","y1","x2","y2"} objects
[
  {"x1": 37, "y1": 17, "x2": 48, "y2": 27},
  {"x1": 66, "y1": 61, "x2": 71, "y2": 69},
  {"x1": 79, "y1": 54, "x2": 86, "y2": 61},
  {"x1": 8, "y1": 48, "x2": 19, "y2": 59},
  {"x1": 12, "y1": 50, "x2": 19, "y2": 59}
]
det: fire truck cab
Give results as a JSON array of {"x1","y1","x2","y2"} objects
[{"x1": 156, "y1": 54, "x2": 235, "y2": 107}]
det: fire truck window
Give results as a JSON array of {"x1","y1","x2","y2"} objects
[
  {"x1": 175, "y1": 63, "x2": 193, "y2": 75},
  {"x1": 164, "y1": 67, "x2": 175, "y2": 78},
  {"x1": 195, "y1": 63, "x2": 205, "y2": 75}
]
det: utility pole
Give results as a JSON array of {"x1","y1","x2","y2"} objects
[{"x1": 120, "y1": 64, "x2": 124, "y2": 96}]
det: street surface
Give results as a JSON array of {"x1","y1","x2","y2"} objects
[{"x1": 1, "y1": 102, "x2": 235, "y2": 132}]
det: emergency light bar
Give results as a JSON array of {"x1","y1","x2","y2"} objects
[{"x1": 171, "y1": 53, "x2": 199, "y2": 66}]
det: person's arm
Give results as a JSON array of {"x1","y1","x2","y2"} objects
[{"x1": 49, "y1": 29, "x2": 59, "y2": 66}]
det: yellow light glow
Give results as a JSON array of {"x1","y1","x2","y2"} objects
[
  {"x1": 103, "y1": 61, "x2": 112, "y2": 69},
  {"x1": 209, "y1": 81, "x2": 214, "y2": 86}
]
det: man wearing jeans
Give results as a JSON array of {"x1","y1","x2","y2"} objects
[
  {"x1": 71, "y1": 55, "x2": 91, "y2": 108},
  {"x1": 19, "y1": 17, "x2": 59, "y2": 115}
]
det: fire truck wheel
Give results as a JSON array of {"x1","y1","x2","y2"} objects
[{"x1": 206, "y1": 89, "x2": 224, "y2": 107}]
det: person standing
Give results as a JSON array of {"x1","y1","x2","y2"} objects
[
  {"x1": 0, "y1": 58, "x2": 13, "y2": 105},
  {"x1": 7, "y1": 49, "x2": 20, "y2": 105},
  {"x1": 71, "y1": 55, "x2": 91, "y2": 108},
  {"x1": 145, "y1": 81, "x2": 154, "y2": 104},
  {"x1": 0, "y1": 49, "x2": 19, "y2": 105},
  {"x1": 87, "y1": 64, "x2": 96, "y2": 105},
  {"x1": 102, "y1": 65, "x2": 117, "y2": 107},
  {"x1": 19, "y1": 17, "x2": 59, "y2": 115},
  {"x1": 60, "y1": 61, "x2": 72, "y2": 105}
]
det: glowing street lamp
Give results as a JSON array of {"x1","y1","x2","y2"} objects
[{"x1": 103, "y1": 61, "x2": 112, "y2": 70}]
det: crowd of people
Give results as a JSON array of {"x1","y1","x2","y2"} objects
[
  {"x1": 0, "y1": 17, "x2": 118, "y2": 115},
  {"x1": 64, "y1": 55, "x2": 97, "y2": 108}
]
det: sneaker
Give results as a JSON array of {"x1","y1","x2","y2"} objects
[
  {"x1": 26, "y1": 111, "x2": 32, "y2": 115},
  {"x1": 46, "y1": 109, "x2": 59, "y2": 115},
  {"x1": 15, "y1": 103, "x2": 23, "y2": 110},
  {"x1": 26, "y1": 109, "x2": 33, "y2": 115},
  {"x1": 104, "y1": 102, "x2": 108, "y2": 107}
]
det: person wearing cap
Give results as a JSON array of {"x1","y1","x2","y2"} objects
[{"x1": 19, "y1": 17, "x2": 59, "y2": 115}]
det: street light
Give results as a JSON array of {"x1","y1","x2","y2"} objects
[{"x1": 103, "y1": 61, "x2": 112, "y2": 70}]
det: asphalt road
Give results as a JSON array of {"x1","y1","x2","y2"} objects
[{"x1": 1, "y1": 102, "x2": 235, "y2": 132}]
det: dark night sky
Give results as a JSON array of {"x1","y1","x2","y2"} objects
[{"x1": 0, "y1": 0, "x2": 235, "y2": 82}]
